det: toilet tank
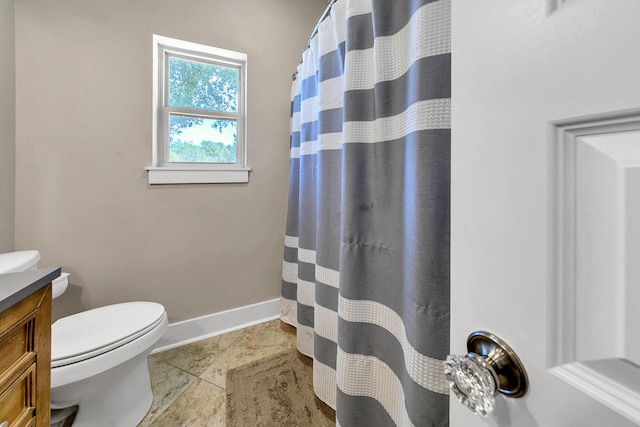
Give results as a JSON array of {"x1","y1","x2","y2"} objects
[{"x1": 0, "y1": 250, "x2": 41, "y2": 274}]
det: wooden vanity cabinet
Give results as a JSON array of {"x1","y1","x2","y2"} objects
[{"x1": 0, "y1": 283, "x2": 51, "y2": 427}]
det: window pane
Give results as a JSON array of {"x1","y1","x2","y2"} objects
[
  {"x1": 169, "y1": 114, "x2": 237, "y2": 163},
  {"x1": 168, "y1": 56, "x2": 238, "y2": 112}
]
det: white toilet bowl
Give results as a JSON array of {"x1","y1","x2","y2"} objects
[
  {"x1": 51, "y1": 302, "x2": 168, "y2": 427},
  {"x1": 0, "y1": 251, "x2": 168, "y2": 427}
]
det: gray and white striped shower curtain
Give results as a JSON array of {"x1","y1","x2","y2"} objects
[{"x1": 281, "y1": 0, "x2": 451, "y2": 425}]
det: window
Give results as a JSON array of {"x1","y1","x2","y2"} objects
[{"x1": 147, "y1": 35, "x2": 249, "y2": 184}]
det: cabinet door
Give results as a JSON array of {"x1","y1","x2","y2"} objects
[
  {"x1": 0, "y1": 364, "x2": 37, "y2": 427},
  {"x1": 0, "y1": 284, "x2": 51, "y2": 427}
]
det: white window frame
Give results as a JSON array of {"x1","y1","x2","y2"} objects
[{"x1": 146, "y1": 35, "x2": 250, "y2": 184}]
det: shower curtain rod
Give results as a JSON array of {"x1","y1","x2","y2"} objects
[
  {"x1": 293, "y1": 0, "x2": 337, "y2": 80},
  {"x1": 306, "y1": 0, "x2": 337, "y2": 49}
]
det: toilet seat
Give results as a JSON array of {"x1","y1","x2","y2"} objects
[
  {"x1": 51, "y1": 303, "x2": 168, "y2": 390},
  {"x1": 52, "y1": 302, "x2": 166, "y2": 368}
]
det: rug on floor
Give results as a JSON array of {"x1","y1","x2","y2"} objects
[{"x1": 226, "y1": 348, "x2": 336, "y2": 426}]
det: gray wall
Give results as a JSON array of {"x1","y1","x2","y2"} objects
[
  {"x1": 0, "y1": 0, "x2": 15, "y2": 253},
  {"x1": 13, "y1": 0, "x2": 325, "y2": 322}
]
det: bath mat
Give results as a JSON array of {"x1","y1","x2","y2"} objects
[{"x1": 226, "y1": 349, "x2": 336, "y2": 426}]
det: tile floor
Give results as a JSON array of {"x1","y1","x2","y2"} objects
[{"x1": 139, "y1": 319, "x2": 297, "y2": 426}]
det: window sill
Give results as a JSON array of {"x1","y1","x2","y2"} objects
[{"x1": 145, "y1": 166, "x2": 251, "y2": 184}]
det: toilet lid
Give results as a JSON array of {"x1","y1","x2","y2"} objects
[{"x1": 51, "y1": 302, "x2": 166, "y2": 367}]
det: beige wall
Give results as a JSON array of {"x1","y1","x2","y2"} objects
[
  {"x1": 0, "y1": 0, "x2": 15, "y2": 253},
  {"x1": 14, "y1": 0, "x2": 325, "y2": 322}
]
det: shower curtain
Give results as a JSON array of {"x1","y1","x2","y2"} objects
[{"x1": 281, "y1": 0, "x2": 451, "y2": 425}]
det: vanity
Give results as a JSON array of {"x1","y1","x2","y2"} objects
[{"x1": 0, "y1": 267, "x2": 60, "y2": 427}]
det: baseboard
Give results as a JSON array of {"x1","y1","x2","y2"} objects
[{"x1": 151, "y1": 298, "x2": 281, "y2": 354}]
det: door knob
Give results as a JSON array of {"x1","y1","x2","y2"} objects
[{"x1": 444, "y1": 331, "x2": 528, "y2": 416}]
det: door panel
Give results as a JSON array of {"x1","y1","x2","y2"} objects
[{"x1": 451, "y1": 0, "x2": 640, "y2": 425}]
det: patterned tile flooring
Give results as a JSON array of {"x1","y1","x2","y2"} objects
[{"x1": 139, "y1": 319, "x2": 297, "y2": 426}]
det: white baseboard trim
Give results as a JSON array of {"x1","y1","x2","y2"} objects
[{"x1": 151, "y1": 297, "x2": 281, "y2": 354}]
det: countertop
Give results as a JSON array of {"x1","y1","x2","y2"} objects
[{"x1": 0, "y1": 267, "x2": 61, "y2": 313}]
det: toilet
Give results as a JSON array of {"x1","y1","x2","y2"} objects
[{"x1": 0, "y1": 250, "x2": 168, "y2": 427}]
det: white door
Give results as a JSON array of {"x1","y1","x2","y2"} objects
[{"x1": 451, "y1": 0, "x2": 640, "y2": 426}]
